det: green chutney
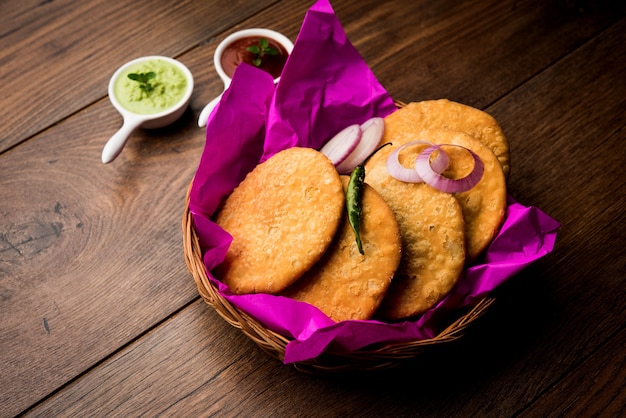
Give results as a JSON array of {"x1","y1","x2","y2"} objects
[{"x1": 114, "y1": 59, "x2": 188, "y2": 115}]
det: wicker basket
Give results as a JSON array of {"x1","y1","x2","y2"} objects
[{"x1": 182, "y1": 186, "x2": 495, "y2": 374}]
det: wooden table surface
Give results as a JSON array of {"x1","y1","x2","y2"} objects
[{"x1": 1, "y1": 0, "x2": 625, "y2": 416}]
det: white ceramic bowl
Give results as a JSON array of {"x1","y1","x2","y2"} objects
[
  {"x1": 198, "y1": 28, "x2": 294, "y2": 127},
  {"x1": 102, "y1": 55, "x2": 194, "y2": 164},
  {"x1": 214, "y1": 28, "x2": 293, "y2": 89}
]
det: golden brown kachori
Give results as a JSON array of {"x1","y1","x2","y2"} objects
[
  {"x1": 215, "y1": 147, "x2": 344, "y2": 295},
  {"x1": 383, "y1": 99, "x2": 510, "y2": 178},
  {"x1": 281, "y1": 176, "x2": 402, "y2": 321},
  {"x1": 365, "y1": 145, "x2": 466, "y2": 319},
  {"x1": 419, "y1": 129, "x2": 507, "y2": 262}
]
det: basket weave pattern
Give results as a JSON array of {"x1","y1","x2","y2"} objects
[{"x1": 182, "y1": 190, "x2": 494, "y2": 374}]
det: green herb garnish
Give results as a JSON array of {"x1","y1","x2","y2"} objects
[
  {"x1": 246, "y1": 38, "x2": 279, "y2": 67},
  {"x1": 127, "y1": 71, "x2": 157, "y2": 93}
]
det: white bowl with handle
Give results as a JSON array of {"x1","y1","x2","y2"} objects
[{"x1": 102, "y1": 55, "x2": 194, "y2": 164}]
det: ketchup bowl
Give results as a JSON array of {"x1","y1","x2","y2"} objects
[{"x1": 198, "y1": 28, "x2": 293, "y2": 127}]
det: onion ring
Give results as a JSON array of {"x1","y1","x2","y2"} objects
[
  {"x1": 385, "y1": 140, "x2": 433, "y2": 182},
  {"x1": 414, "y1": 144, "x2": 484, "y2": 193}
]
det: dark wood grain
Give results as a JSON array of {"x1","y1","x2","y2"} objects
[
  {"x1": 1, "y1": 0, "x2": 625, "y2": 416},
  {"x1": 520, "y1": 327, "x2": 626, "y2": 417},
  {"x1": 0, "y1": 0, "x2": 278, "y2": 152},
  {"x1": 342, "y1": 0, "x2": 624, "y2": 107},
  {"x1": 0, "y1": 98, "x2": 203, "y2": 415}
]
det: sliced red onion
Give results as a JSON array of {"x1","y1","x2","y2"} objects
[
  {"x1": 385, "y1": 140, "x2": 434, "y2": 182},
  {"x1": 429, "y1": 147, "x2": 450, "y2": 174},
  {"x1": 336, "y1": 117, "x2": 385, "y2": 174},
  {"x1": 414, "y1": 144, "x2": 484, "y2": 193},
  {"x1": 319, "y1": 124, "x2": 362, "y2": 166}
]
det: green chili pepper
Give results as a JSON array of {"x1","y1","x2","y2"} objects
[
  {"x1": 346, "y1": 164, "x2": 366, "y2": 254},
  {"x1": 346, "y1": 143, "x2": 392, "y2": 255}
]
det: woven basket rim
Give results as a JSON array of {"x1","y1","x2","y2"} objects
[{"x1": 182, "y1": 186, "x2": 494, "y2": 374}]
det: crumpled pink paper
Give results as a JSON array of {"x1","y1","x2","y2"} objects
[{"x1": 189, "y1": 0, "x2": 560, "y2": 364}]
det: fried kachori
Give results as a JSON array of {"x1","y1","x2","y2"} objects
[
  {"x1": 383, "y1": 99, "x2": 510, "y2": 178},
  {"x1": 215, "y1": 147, "x2": 345, "y2": 294},
  {"x1": 364, "y1": 144, "x2": 467, "y2": 319},
  {"x1": 281, "y1": 176, "x2": 402, "y2": 321}
]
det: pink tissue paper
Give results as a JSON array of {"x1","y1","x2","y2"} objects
[{"x1": 188, "y1": 0, "x2": 560, "y2": 364}]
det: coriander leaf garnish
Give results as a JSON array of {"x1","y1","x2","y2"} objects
[
  {"x1": 127, "y1": 71, "x2": 157, "y2": 93},
  {"x1": 246, "y1": 38, "x2": 279, "y2": 67}
]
